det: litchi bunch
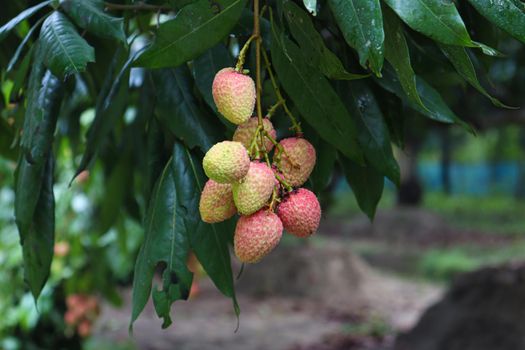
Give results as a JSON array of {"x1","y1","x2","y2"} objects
[
  {"x1": 200, "y1": 68, "x2": 322, "y2": 264},
  {"x1": 64, "y1": 294, "x2": 99, "y2": 337}
]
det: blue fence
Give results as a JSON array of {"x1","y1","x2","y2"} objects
[{"x1": 418, "y1": 162, "x2": 520, "y2": 195}]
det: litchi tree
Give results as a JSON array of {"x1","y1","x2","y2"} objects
[{"x1": 1, "y1": 0, "x2": 525, "y2": 330}]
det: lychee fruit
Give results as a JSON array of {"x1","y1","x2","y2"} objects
[
  {"x1": 203, "y1": 141, "x2": 250, "y2": 183},
  {"x1": 234, "y1": 209, "x2": 283, "y2": 263},
  {"x1": 232, "y1": 161, "x2": 275, "y2": 215},
  {"x1": 199, "y1": 180, "x2": 237, "y2": 223},
  {"x1": 212, "y1": 68, "x2": 255, "y2": 125},
  {"x1": 275, "y1": 137, "x2": 316, "y2": 187},
  {"x1": 233, "y1": 117, "x2": 276, "y2": 153},
  {"x1": 277, "y1": 188, "x2": 321, "y2": 237}
]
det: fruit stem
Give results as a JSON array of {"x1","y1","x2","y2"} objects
[
  {"x1": 248, "y1": 125, "x2": 263, "y2": 158},
  {"x1": 235, "y1": 34, "x2": 257, "y2": 72},
  {"x1": 266, "y1": 100, "x2": 283, "y2": 119},
  {"x1": 261, "y1": 49, "x2": 303, "y2": 135},
  {"x1": 262, "y1": 130, "x2": 300, "y2": 169},
  {"x1": 269, "y1": 187, "x2": 280, "y2": 211},
  {"x1": 274, "y1": 173, "x2": 293, "y2": 192},
  {"x1": 254, "y1": 0, "x2": 264, "y2": 132}
]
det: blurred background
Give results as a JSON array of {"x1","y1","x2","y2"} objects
[{"x1": 2, "y1": 120, "x2": 525, "y2": 350}]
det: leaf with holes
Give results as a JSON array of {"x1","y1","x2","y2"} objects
[{"x1": 131, "y1": 142, "x2": 199, "y2": 329}]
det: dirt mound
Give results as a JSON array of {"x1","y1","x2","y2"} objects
[
  {"x1": 235, "y1": 242, "x2": 367, "y2": 313},
  {"x1": 395, "y1": 262, "x2": 525, "y2": 350}
]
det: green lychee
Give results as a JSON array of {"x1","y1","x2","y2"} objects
[
  {"x1": 234, "y1": 209, "x2": 283, "y2": 263},
  {"x1": 275, "y1": 137, "x2": 316, "y2": 187},
  {"x1": 232, "y1": 117, "x2": 276, "y2": 153},
  {"x1": 212, "y1": 68, "x2": 255, "y2": 125},
  {"x1": 277, "y1": 188, "x2": 321, "y2": 237},
  {"x1": 203, "y1": 141, "x2": 250, "y2": 184},
  {"x1": 232, "y1": 161, "x2": 274, "y2": 215},
  {"x1": 199, "y1": 180, "x2": 236, "y2": 223}
]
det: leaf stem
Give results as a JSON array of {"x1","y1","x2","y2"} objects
[{"x1": 261, "y1": 49, "x2": 302, "y2": 135}]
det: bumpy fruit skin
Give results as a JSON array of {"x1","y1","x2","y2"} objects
[
  {"x1": 234, "y1": 210, "x2": 283, "y2": 263},
  {"x1": 277, "y1": 188, "x2": 321, "y2": 237},
  {"x1": 275, "y1": 137, "x2": 316, "y2": 187},
  {"x1": 199, "y1": 180, "x2": 236, "y2": 223},
  {"x1": 233, "y1": 117, "x2": 276, "y2": 152},
  {"x1": 203, "y1": 141, "x2": 250, "y2": 183},
  {"x1": 212, "y1": 68, "x2": 256, "y2": 125},
  {"x1": 232, "y1": 162, "x2": 274, "y2": 215}
]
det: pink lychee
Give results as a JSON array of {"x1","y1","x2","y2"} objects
[
  {"x1": 275, "y1": 137, "x2": 316, "y2": 187},
  {"x1": 277, "y1": 188, "x2": 321, "y2": 237},
  {"x1": 234, "y1": 209, "x2": 283, "y2": 263},
  {"x1": 212, "y1": 68, "x2": 255, "y2": 125}
]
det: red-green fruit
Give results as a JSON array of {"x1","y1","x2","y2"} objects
[
  {"x1": 199, "y1": 180, "x2": 236, "y2": 223},
  {"x1": 233, "y1": 117, "x2": 276, "y2": 152},
  {"x1": 277, "y1": 188, "x2": 321, "y2": 237},
  {"x1": 232, "y1": 162, "x2": 274, "y2": 215},
  {"x1": 203, "y1": 141, "x2": 250, "y2": 183},
  {"x1": 212, "y1": 68, "x2": 255, "y2": 125},
  {"x1": 234, "y1": 210, "x2": 283, "y2": 263},
  {"x1": 275, "y1": 137, "x2": 316, "y2": 187}
]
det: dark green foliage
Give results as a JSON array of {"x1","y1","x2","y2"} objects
[{"x1": 1, "y1": 0, "x2": 524, "y2": 331}]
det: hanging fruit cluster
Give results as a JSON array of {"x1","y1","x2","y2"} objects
[{"x1": 199, "y1": 37, "x2": 322, "y2": 264}]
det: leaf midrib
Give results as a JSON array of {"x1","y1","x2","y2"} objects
[{"x1": 47, "y1": 14, "x2": 80, "y2": 73}]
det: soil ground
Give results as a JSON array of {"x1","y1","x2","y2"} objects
[{"x1": 95, "y1": 236, "x2": 442, "y2": 349}]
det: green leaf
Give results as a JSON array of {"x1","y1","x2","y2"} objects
[
  {"x1": 151, "y1": 66, "x2": 223, "y2": 152},
  {"x1": 7, "y1": 15, "x2": 46, "y2": 72},
  {"x1": 283, "y1": 1, "x2": 368, "y2": 81},
  {"x1": 74, "y1": 47, "x2": 130, "y2": 178},
  {"x1": 60, "y1": 0, "x2": 127, "y2": 43},
  {"x1": 17, "y1": 64, "x2": 63, "y2": 235},
  {"x1": 439, "y1": 44, "x2": 510, "y2": 108},
  {"x1": 340, "y1": 155, "x2": 384, "y2": 220},
  {"x1": 20, "y1": 155, "x2": 55, "y2": 300},
  {"x1": 9, "y1": 45, "x2": 34, "y2": 102},
  {"x1": 383, "y1": 0, "x2": 473, "y2": 46},
  {"x1": 185, "y1": 151, "x2": 238, "y2": 314},
  {"x1": 193, "y1": 44, "x2": 234, "y2": 115},
  {"x1": 39, "y1": 11, "x2": 95, "y2": 78},
  {"x1": 133, "y1": 0, "x2": 247, "y2": 68},
  {"x1": 383, "y1": 6, "x2": 425, "y2": 110},
  {"x1": 376, "y1": 66, "x2": 472, "y2": 131},
  {"x1": 271, "y1": 23, "x2": 364, "y2": 163},
  {"x1": 345, "y1": 81, "x2": 400, "y2": 185},
  {"x1": 99, "y1": 157, "x2": 132, "y2": 234},
  {"x1": 303, "y1": 126, "x2": 337, "y2": 194},
  {"x1": 327, "y1": 0, "x2": 384, "y2": 74},
  {"x1": 131, "y1": 142, "x2": 199, "y2": 329},
  {"x1": 0, "y1": 0, "x2": 51, "y2": 43},
  {"x1": 467, "y1": 0, "x2": 525, "y2": 44}
]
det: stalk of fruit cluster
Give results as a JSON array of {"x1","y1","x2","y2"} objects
[{"x1": 261, "y1": 48, "x2": 302, "y2": 135}]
